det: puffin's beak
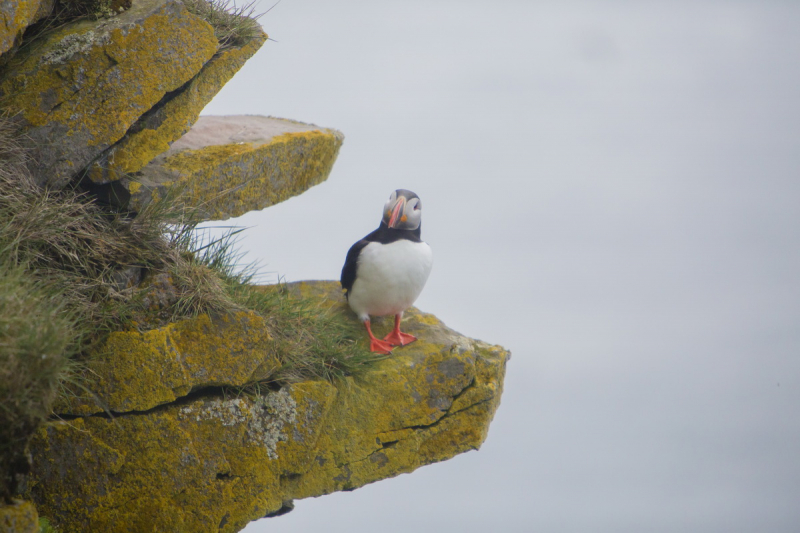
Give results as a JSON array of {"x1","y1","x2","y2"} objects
[{"x1": 387, "y1": 197, "x2": 406, "y2": 228}]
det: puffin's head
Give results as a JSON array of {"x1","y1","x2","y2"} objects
[{"x1": 382, "y1": 189, "x2": 422, "y2": 230}]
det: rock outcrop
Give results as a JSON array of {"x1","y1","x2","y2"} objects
[
  {"x1": 128, "y1": 115, "x2": 345, "y2": 221},
  {"x1": 0, "y1": 0, "x2": 220, "y2": 188},
  {"x1": 23, "y1": 282, "x2": 509, "y2": 532},
  {"x1": 56, "y1": 310, "x2": 279, "y2": 416},
  {"x1": 0, "y1": 2, "x2": 509, "y2": 531},
  {"x1": 85, "y1": 33, "x2": 267, "y2": 186}
]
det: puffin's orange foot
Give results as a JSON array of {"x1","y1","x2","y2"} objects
[
  {"x1": 369, "y1": 337, "x2": 395, "y2": 354},
  {"x1": 383, "y1": 329, "x2": 417, "y2": 347}
]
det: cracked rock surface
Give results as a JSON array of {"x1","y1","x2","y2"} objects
[
  {"x1": 85, "y1": 35, "x2": 267, "y2": 186},
  {"x1": 22, "y1": 281, "x2": 509, "y2": 533},
  {"x1": 0, "y1": 0, "x2": 218, "y2": 188}
]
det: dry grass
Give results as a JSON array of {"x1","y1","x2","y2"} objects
[
  {"x1": 0, "y1": 116, "x2": 176, "y2": 500},
  {"x1": 182, "y1": 0, "x2": 264, "y2": 50}
]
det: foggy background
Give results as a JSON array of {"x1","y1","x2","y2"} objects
[{"x1": 197, "y1": 1, "x2": 800, "y2": 531}]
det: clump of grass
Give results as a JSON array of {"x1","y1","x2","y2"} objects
[
  {"x1": 0, "y1": 264, "x2": 76, "y2": 503},
  {"x1": 51, "y1": 0, "x2": 132, "y2": 20},
  {"x1": 182, "y1": 0, "x2": 264, "y2": 50},
  {"x1": 0, "y1": 175, "x2": 176, "y2": 346},
  {"x1": 235, "y1": 278, "x2": 383, "y2": 383},
  {"x1": 0, "y1": 115, "x2": 29, "y2": 183}
]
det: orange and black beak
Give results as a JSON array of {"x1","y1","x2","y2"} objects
[{"x1": 386, "y1": 196, "x2": 407, "y2": 228}]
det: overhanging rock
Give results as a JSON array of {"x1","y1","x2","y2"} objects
[
  {"x1": 24, "y1": 281, "x2": 509, "y2": 532},
  {"x1": 128, "y1": 115, "x2": 345, "y2": 221}
]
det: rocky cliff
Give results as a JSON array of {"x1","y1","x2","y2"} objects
[
  {"x1": 0, "y1": 1, "x2": 508, "y2": 531},
  {"x1": 23, "y1": 282, "x2": 508, "y2": 532}
]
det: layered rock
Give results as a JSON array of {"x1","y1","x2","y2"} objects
[
  {"x1": 56, "y1": 311, "x2": 279, "y2": 416},
  {"x1": 85, "y1": 31, "x2": 267, "y2": 185},
  {"x1": 1, "y1": 3, "x2": 509, "y2": 532},
  {"x1": 24, "y1": 282, "x2": 509, "y2": 532},
  {"x1": 127, "y1": 115, "x2": 344, "y2": 221},
  {"x1": 0, "y1": 0, "x2": 219, "y2": 188}
]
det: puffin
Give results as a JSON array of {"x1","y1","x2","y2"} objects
[{"x1": 341, "y1": 189, "x2": 433, "y2": 354}]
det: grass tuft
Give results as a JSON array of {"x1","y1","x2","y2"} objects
[
  {"x1": 11, "y1": 0, "x2": 263, "y2": 65},
  {"x1": 0, "y1": 263, "x2": 76, "y2": 504},
  {"x1": 182, "y1": 224, "x2": 383, "y2": 382},
  {"x1": 182, "y1": 0, "x2": 264, "y2": 50},
  {"x1": 0, "y1": 115, "x2": 177, "y2": 500},
  {"x1": 232, "y1": 281, "x2": 385, "y2": 383}
]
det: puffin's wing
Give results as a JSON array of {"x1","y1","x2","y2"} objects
[{"x1": 341, "y1": 239, "x2": 370, "y2": 295}]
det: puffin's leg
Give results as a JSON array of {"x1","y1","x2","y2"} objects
[
  {"x1": 383, "y1": 313, "x2": 417, "y2": 346},
  {"x1": 364, "y1": 319, "x2": 394, "y2": 354}
]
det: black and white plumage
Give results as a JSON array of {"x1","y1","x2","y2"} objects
[{"x1": 341, "y1": 189, "x2": 433, "y2": 354}]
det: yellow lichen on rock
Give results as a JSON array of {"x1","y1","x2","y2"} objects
[
  {"x1": 25, "y1": 282, "x2": 509, "y2": 533},
  {"x1": 56, "y1": 311, "x2": 279, "y2": 415},
  {"x1": 0, "y1": 0, "x2": 219, "y2": 188},
  {"x1": 0, "y1": 499, "x2": 38, "y2": 533},
  {"x1": 129, "y1": 117, "x2": 345, "y2": 221},
  {"x1": 0, "y1": 0, "x2": 53, "y2": 58},
  {"x1": 87, "y1": 29, "x2": 267, "y2": 184}
]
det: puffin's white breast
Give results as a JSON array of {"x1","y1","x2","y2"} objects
[{"x1": 348, "y1": 239, "x2": 433, "y2": 320}]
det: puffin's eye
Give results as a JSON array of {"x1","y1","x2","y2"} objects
[{"x1": 414, "y1": 201, "x2": 421, "y2": 210}]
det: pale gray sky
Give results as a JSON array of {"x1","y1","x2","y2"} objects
[{"x1": 201, "y1": 1, "x2": 800, "y2": 531}]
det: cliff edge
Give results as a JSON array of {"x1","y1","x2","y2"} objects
[
  {"x1": 0, "y1": 1, "x2": 509, "y2": 531},
  {"x1": 22, "y1": 281, "x2": 508, "y2": 532}
]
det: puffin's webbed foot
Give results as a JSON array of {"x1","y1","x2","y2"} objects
[
  {"x1": 369, "y1": 338, "x2": 395, "y2": 354},
  {"x1": 383, "y1": 330, "x2": 416, "y2": 347},
  {"x1": 383, "y1": 314, "x2": 417, "y2": 346},
  {"x1": 364, "y1": 319, "x2": 394, "y2": 354}
]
